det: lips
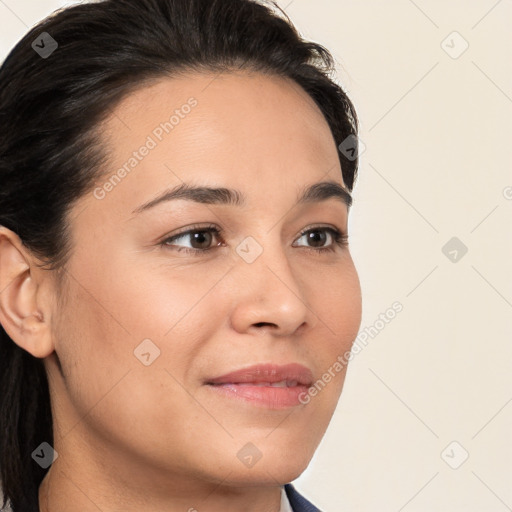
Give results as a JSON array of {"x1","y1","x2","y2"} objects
[
  {"x1": 205, "y1": 363, "x2": 314, "y2": 409},
  {"x1": 205, "y1": 363, "x2": 314, "y2": 387}
]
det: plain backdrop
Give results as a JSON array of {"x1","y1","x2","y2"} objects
[{"x1": 1, "y1": 1, "x2": 511, "y2": 511}]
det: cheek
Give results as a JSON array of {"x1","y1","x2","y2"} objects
[
  {"x1": 50, "y1": 254, "x2": 152, "y2": 423},
  {"x1": 94, "y1": 249, "x2": 230, "y2": 340},
  {"x1": 335, "y1": 270, "x2": 363, "y2": 350},
  {"x1": 54, "y1": 256, "x2": 220, "y2": 402},
  {"x1": 305, "y1": 260, "x2": 362, "y2": 396},
  {"x1": 309, "y1": 257, "x2": 362, "y2": 348},
  {"x1": 50, "y1": 275, "x2": 198, "y2": 451}
]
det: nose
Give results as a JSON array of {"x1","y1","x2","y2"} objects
[{"x1": 228, "y1": 242, "x2": 319, "y2": 337}]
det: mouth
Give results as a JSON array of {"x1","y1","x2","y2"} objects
[{"x1": 204, "y1": 363, "x2": 313, "y2": 409}]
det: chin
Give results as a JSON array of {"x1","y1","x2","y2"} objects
[{"x1": 223, "y1": 446, "x2": 315, "y2": 487}]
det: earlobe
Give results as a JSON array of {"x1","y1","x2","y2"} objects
[{"x1": 0, "y1": 227, "x2": 55, "y2": 358}]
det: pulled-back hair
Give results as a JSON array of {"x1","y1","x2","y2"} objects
[{"x1": 0, "y1": 0, "x2": 358, "y2": 510}]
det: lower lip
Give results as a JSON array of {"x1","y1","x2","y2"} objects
[{"x1": 206, "y1": 383, "x2": 310, "y2": 409}]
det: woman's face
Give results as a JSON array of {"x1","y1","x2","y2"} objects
[{"x1": 46, "y1": 70, "x2": 362, "y2": 491}]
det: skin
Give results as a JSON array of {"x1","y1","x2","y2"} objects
[{"x1": 0, "y1": 70, "x2": 362, "y2": 512}]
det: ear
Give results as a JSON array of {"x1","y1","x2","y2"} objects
[{"x1": 0, "y1": 226, "x2": 55, "y2": 358}]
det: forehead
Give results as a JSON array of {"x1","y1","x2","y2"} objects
[
  {"x1": 92, "y1": 70, "x2": 345, "y2": 215},
  {"x1": 107, "y1": 69, "x2": 331, "y2": 133}
]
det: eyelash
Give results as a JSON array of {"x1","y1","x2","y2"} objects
[{"x1": 159, "y1": 223, "x2": 349, "y2": 256}]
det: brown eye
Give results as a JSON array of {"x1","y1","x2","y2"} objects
[
  {"x1": 161, "y1": 226, "x2": 222, "y2": 253},
  {"x1": 293, "y1": 227, "x2": 348, "y2": 253}
]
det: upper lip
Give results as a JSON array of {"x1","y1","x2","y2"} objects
[{"x1": 205, "y1": 363, "x2": 314, "y2": 386}]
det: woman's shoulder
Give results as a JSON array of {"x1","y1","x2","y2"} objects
[{"x1": 284, "y1": 483, "x2": 323, "y2": 512}]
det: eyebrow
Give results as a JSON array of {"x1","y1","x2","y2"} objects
[{"x1": 131, "y1": 179, "x2": 352, "y2": 214}]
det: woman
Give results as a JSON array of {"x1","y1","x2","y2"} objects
[{"x1": 0, "y1": 0, "x2": 362, "y2": 510}]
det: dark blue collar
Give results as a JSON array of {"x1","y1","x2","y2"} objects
[{"x1": 284, "y1": 483, "x2": 322, "y2": 512}]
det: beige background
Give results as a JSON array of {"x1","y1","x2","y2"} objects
[{"x1": 1, "y1": 1, "x2": 511, "y2": 510}]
